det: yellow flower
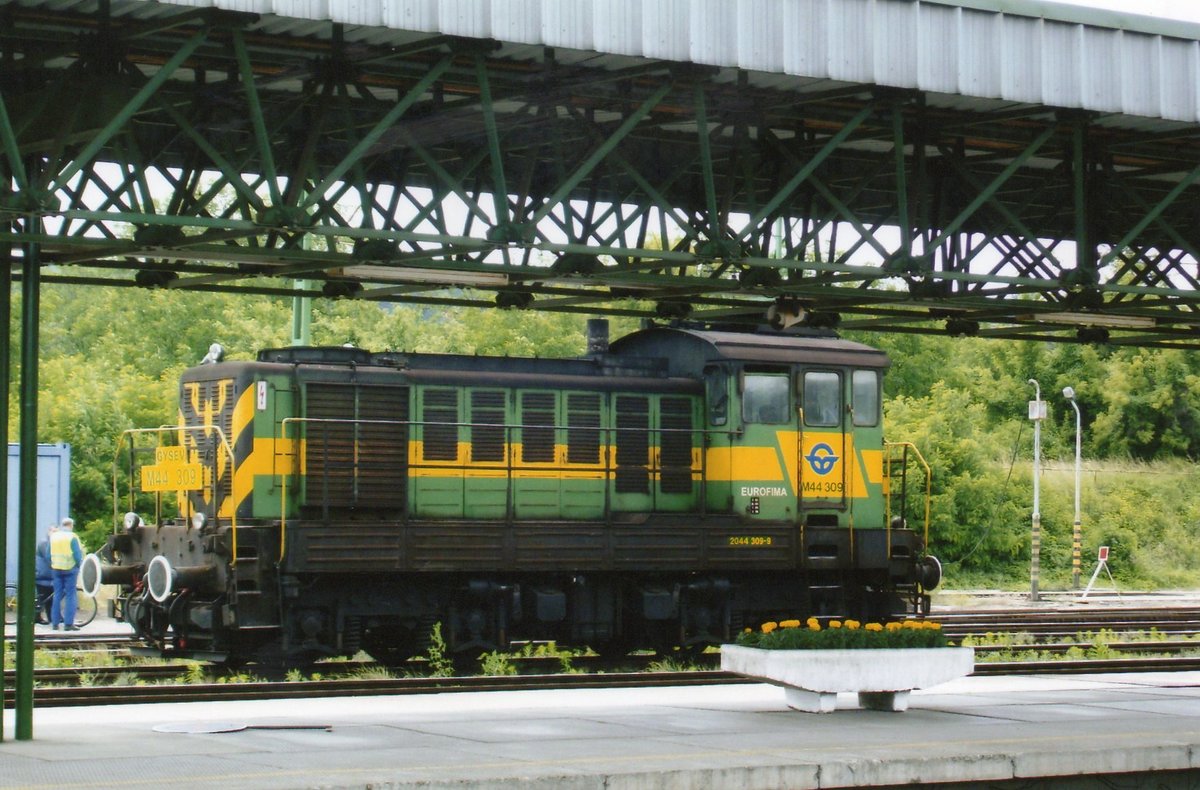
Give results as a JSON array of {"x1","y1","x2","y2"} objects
[
  {"x1": 902, "y1": 620, "x2": 919, "y2": 629},
  {"x1": 743, "y1": 627, "x2": 752, "y2": 633},
  {"x1": 828, "y1": 620, "x2": 842, "y2": 629},
  {"x1": 780, "y1": 619, "x2": 801, "y2": 629},
  {"x1": 865, "y1": 622, "x2": 884, "y2": 632},
  {"x1": 886, "y1": 622, "x2": 903, "y2": 631},
  {"x1": 845, "y1": 619, "x2": 860, "y2": 630},
  {"x1": 926, "y1": 621, "x2": 942, "y2": 630},
  {"x1": 806, "y1": 617, "x2": 820, "y2": 629},
  {"x1": 761, "y1": 621, "x2": 778, "y2": 634}
]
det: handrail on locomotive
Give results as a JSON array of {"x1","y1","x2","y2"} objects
[
  {"x1": 883, "y1": 441, "x2": 932, "y2": 555},
  {"x1": 112, "y1": 425, "x2": 239, "y2": 561}
]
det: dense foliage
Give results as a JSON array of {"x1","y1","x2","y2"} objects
[{"x1": 11, "y1": 278, "x2": 1200, "y2": 590}]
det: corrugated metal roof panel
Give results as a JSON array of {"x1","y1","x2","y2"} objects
[
  {"x1": 1040, "y1": 19, "x2": 1083, "y2": 109},
  {"x1": 594, "y1": 0, "x2": 643, "y2": 58},
  {"x1": 874, "y1": 0, "x2": 919, "y2": 88},
  {"x1": 439, "y1": 0, "x2": 490, "y2": 38},
  {"x1": 1118, "y1": 33, "x2": 1159, "y2": 120},
  {"x1": 1157, "y1": 40, "x2": 1199, "y2": 123},
  {"x1": 917, "y1": 3, "x2": 960, "y2": 95},
  {"x1": 643, "y1": 0, "x2": 690, "y2": 60},
  {"x1": 1082, "y1": 26, "x2": 1122, "y2": 112},
  {"x1": 330, "y1": 0, "x2": 382, "y2": 27},
  {"x1": 827, "y1": 0, "x2": 874, "y2": 85},
  {"x1": 957, "y1": 7, "x2": 1004, "y2": 99},
  {"x1": 736, "y1": 0, "x2": 783, "y2": 74},
  {"x1": 490, "y1": 0, "x2": 541, "y2": 45},
  {"x1": 690, "y1": 0, "x2": 738, "y2": 67},
  {"x1": 543, "y1": 0, "x2": 594, "y2": 51},
  {"x1": 14, "y1": 0, "x2": 1200, "y2": 125},
  {"x1": 1000, "y1": 15, "x2": 1044, "y2": 105},
  {"x1": 382, "y1": 0, "x2": 439, "y2": 33},
  {"x1": 782, "y1": 0, "x2": 829, "y2": 80}
]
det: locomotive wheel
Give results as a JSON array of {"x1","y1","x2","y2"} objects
[
  {"x1": 592, "y1": 638, "x2": 634, "y2": 662},
  {"x1": 363, "y1": 624, "x2": 421, "y2": 668}
]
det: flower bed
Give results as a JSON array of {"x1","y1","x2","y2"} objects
[
  {"x1": 722, "y1": 618, "x2": 973, "y2": 713},
  {"x1": 735, "y1": 617, "x2": 949, "y2": 650}
]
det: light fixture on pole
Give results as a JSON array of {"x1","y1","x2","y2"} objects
[
  {"x1": 1063, "y1": 386, "x2": 1083, "y2": 590},
  {"x1": 1028, "y1": 379, "x2": 1045, "y2": 601}
]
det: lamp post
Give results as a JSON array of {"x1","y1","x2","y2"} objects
[
  {"x1": 1063, "y1": 386, "x2": 1082, "y2": 590},
  {"x1": 1028, "y1": 380, "x2": 1045, "y2": 601}
]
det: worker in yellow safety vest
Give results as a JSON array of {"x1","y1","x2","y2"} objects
[{"x1": 49, "y1": 517, "x2": 84, "y2": 631}]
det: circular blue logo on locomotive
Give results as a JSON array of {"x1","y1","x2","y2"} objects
[{"x1": 805, "y1": 443, "x2": 840, "y2": 476}]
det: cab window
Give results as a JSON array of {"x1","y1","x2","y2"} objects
[
  {"x1": 852, "y1": 370, "x2": 879, "y2": 427},
  {"x1": 705, "y1": 365, "x2": 729, "y2": 426},
  {"x1": 803, "y1": 371, "x2": 841, "y2": 427},
  {"x1": 742, "y1": 373, "x2": 789, "y2": 424}
]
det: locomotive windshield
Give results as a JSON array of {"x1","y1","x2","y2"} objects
[
  {"x1": 742, "y1": 372, "x2": 790, "y2": 423},
  {"x1": 802, "y1": 371, "x2": 841, "y2": 427},
  {"x1": 852, "y1": 370, "x2": 880, "y2": 427}
]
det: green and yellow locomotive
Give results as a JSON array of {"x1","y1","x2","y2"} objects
[{"x1": 85, "y1": 322, "x2": 940, "y2": 664}]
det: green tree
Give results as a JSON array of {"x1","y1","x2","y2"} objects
[{"x1": 1090, "y1": 348, "x2": 1200, "y2": 460}]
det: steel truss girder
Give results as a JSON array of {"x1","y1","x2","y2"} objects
[{"x1": 3, "y1": 6, "x2": 1200, "y2": 346}]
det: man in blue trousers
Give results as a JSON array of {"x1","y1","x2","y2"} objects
[
  {"x1": 35, "y1": 526, "x2": 56, "y2": 624},
  {"x1": 49, "y1": 517, "x2": 84, "y2": 631}
]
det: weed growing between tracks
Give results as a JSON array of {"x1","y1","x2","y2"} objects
[{"x1": 963, "y1": 628, "x2": 1200, "y2": 661}]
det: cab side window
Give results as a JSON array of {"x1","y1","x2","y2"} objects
[
  {"x1": 852, "y1": 370, "x2": 879, "y2": 427},
  {"x1": 803, "y1": 371, "x2": 841, "y2": 427},
  {"x1": 705, "y1": 365, "x2": 729, "y2": 426},
  {"x1": 742, "y1": 373, "x2": 789, "y2": 424}
]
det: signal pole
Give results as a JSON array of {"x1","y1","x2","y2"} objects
[
  {"x1": 1028, "y1": 380, "x2": 1045, "y2": 602},
  {"x1": 1063, "y1": 386, "x2": 1083, "y2": 590}
]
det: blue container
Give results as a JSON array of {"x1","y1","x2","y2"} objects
[{"x1": 4, "y1": 443, "x2": 72, "y2": 585}]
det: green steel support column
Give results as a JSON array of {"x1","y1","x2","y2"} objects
[
  {"x1": 894, "y1": 106, "x2": 911, "y2": 255},
  {"x1": 15, "y1": 221, "x2": 39, "y2": 740},
  {"x1": 304, "y1": 58, "x2": 454, "y2": 209},
  {"x1": 0, "y1": 92, "x2": 28, "y2": 190},
  {"x1": 152, "y1": 96, "x2": 266, "y2": 214},
  {"x1": 291, "y1": 232, "x2": 313, "y2": 346},
  {"x1": 45, "y1": 30, "x2": 208, "y2": 194},
  {"x1": 291, "y1": 281, "x2": 312, "y2": 345},
  {"x1": 923, "y1": 125, "x2": 1057, "y2": 254},
  {"x1": 1097, "y1": 164, "x2": 1200, "y2": 267},
  {"x1": 740, "y1": 103, "x2": 874, "y2": 237},
  {"x1": 476, "y1": 57, "x2": 512, "y2": 231},
  {"x1": 529, "y1": 82, "x2": 673, "y2": 227},
  {"x1": 694, "y1": 85, "x2": 722, "y2": 240},
  {"x1": 1074, "y1": 121, "x2": 1090, "y2": 271},
  {"x1": 0, "y1": 238, "x2": 9, "y2": 741},
  {"x1": 232, "y1": 30, "x2": 283, "y2": 209}
]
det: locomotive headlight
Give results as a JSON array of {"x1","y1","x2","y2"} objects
[
  {"x1": 123, "y1": 511, "x2": 143, "y2": 531},
  {"x1": 191, "y1": 512, "x2": 207, "y2": 530}
]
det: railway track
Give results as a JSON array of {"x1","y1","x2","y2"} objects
[
  {"x1": 5, "y1": 604, "x2": 1198, "y2": 708},
  {"x1": 6, "y1": 655, "x2": 1200, "y2": 709},
  {"x1": 15, "y1": 604, "x2": 1200, "y2": 652}
]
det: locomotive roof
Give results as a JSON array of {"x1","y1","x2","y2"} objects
[
  {"x1": 609, "y1": 327, "x2": 890, "y2": 375},
  {"x1": 202, "y1": 327, "x2": 886, "y2": 383}
]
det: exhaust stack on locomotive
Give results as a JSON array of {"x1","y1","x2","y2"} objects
[{"x1": 90, "y1": 325, "x2": 940, "y2": 665}]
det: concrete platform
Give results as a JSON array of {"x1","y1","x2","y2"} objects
[{"x1": 3, "y1": 672, "x2": 1200, "y2": 789}]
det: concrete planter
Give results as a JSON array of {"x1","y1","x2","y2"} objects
[{"x1": 721, "y1": 644, "x2": 975, "y2": 713}]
